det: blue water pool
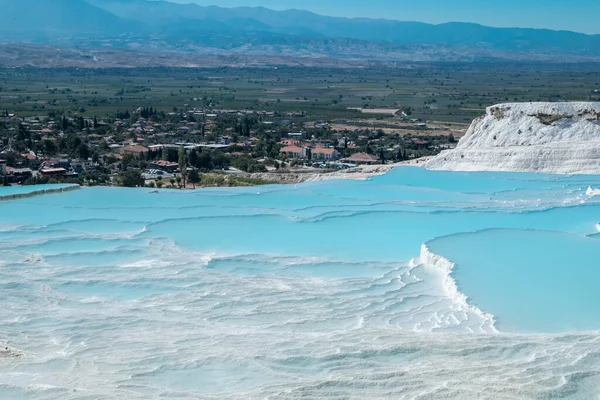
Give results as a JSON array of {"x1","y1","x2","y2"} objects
[
  {"x1": 0, "y1": 184, "x2": 78, "y2": 198},
  {"x1": 0, "y1": 168, "x2": 599, "y2": 399}
]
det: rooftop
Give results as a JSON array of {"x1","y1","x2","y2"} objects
[
  {"x1": 341, "y1": 153, "x2": 379, "y2": 163},
  {"x1": 280, "y1": 145, "x2": 305, "y2": 153},
  {"x1": 312, "y1": 147, "x2": 337, "y2": 155},
  {"x1": 121, "y1": 145, "x2": 149, "y2": 153}
]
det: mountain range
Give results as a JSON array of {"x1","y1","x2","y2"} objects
[{"x1": 1, "y1": 0, "x2": 600, "y2": 66}]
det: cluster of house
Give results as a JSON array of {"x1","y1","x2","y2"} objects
[
  {"x1": 1, "y1": 155, "x2": 89, "y2": 184},
  {"x1": 279, "y1": 139, "x2": 339, "y2": 161},
  {"x1": 38, "y1": 159, "x2": 83, "y2": 179},
  {"x1": 0, "y1": 106, "x2": 402, "y2": 185},
  {"x1": 279, "y1": 139, "x2": 379, "y2": 165}
]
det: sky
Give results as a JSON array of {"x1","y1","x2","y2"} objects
[{"x1": 170, "y1": 0, "x2": 600, "y2": 34}]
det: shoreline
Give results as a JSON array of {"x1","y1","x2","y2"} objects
[
  {"x1": 248, "y1": 158, "x2": 433, "y2": 184},
  {"x1": 0, "y1": 184, "x2": 80, "y2": 200},
  {"x1": 3, "y1": 159, "x2": 433, "y2": 193}
]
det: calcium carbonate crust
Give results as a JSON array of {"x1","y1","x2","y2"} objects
[
  {"x1": 425, "y1": 102, "x2": 600, "y2": 174},
  {"x1": 417, "y1": 244, "x2": 497, "y2": 333}
]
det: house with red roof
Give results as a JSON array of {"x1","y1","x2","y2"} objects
[
  {"x1": 149, "y1": 160, "x2": 179, "y2": 173},
  {"x1": 341, "y1": 152, "x2": 380, "y2": 165},
  {"x1": 21, "y1": 153, "x2": 37, "y2": 162},
  {"x1": 311, "y1": 147, "x2": 340, "y2": 161},
  {"x1": 121, "y1": 145, "x2": 149, "y2": 158},
  {"x1": 280, "y1": 145, "x2": 307, "y2": 159}
]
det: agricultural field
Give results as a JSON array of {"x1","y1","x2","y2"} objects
[
  {"x1": 1, "y1": 63, "x2": 598, "y2": 124},
  {"x1": 1, "y1": 61, "x2": 599, "y2": 188}
]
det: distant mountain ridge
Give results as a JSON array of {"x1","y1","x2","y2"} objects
[
  {"x1": 85, "y1": 0, "x2": 600, "y2": 54},
  {"x1": 0, "y1": 0, "x2": 599, "y2": 64},
  {"x1": 0, "y1": 0, "x2": 129, "y2": 35}
]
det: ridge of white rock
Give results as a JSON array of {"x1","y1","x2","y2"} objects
[
  {"x1": 587, "y1": 186, "x2": 600, "y2": 196},
  {"x1": 425, "y1": 102, "x2": 600, "y2": 174}
]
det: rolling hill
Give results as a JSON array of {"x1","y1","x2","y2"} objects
[
  {"x1": 0, "y1": 0, "x2": 599, "y2": 66},
  {"x1": 0, "y1": 0, "x2": 130, "y2": 36},
  {"x1": 85, "y1": 0, "x2": 600, "y2": 55}
]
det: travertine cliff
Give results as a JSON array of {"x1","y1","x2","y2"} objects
[{"x1": 425, "y1": 102, "x2": 600, "y2": 174}]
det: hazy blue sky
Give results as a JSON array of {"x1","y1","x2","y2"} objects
[{"x1": 170, "y1": 0, "x2": 600, "y2": 34}]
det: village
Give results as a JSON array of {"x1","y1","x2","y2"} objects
[{"x1": 0, "y1": 106, "x2": 459, "y2": 188}]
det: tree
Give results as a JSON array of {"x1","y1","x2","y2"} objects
[
  {"x1": 4, "y1": 152, "x2": 16, "y2": 167},
  {"x1": 195, "y1": 152, "x2": 212, "y2": 170},
  {"x1": 119, "y1": 169, "x2": 144, "y2": 187},
  {"x1": 232, "y1": 156, "x2": 267, "y2": 173},
  {"x1": 178, "y1": 145, "x2": 187, "y2": 188},
  {"x1": 164, "y1": 148, "x2": 178, "y2": 162},
  {"x1": 188, "y1": 149, "x2": 198, "y2": 167},
  {"x1": 43, "y1": 139, "x2": 57, "y2": 156},
  {"x1": 68, "y1": 135, "x2": 82, "y2": 151},
  {"x1": 116, "y1": 110, "x2": 130, "y2": 119},
  {"x1": 212, "y1": 152, "x2": 231, "y2": 170},
  {"x1": 188, "y1": 169, "x2": 200, "y2": 189},
  {"x1": 78, "y1": 143, "x2": 90, "y2": 160},
  {"x1": 17, "y1": 123, "x2": 30, "y2": 142}
]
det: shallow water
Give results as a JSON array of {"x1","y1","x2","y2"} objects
[
  {"x1": 427, "y1": 228, "x2": 600, "y2": 333},
  {"x1": 0, "y1": 184, "x2": 77, "y2": 198},
  {"x1": 0, "y1": 168, "x2": 599, "y2": 399}
]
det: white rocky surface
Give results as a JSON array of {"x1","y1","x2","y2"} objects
[
  {"x1": 425, "y1": 102, "x2": 600, "y2": 174},
  {"x1": 249, "y1": 163, "x2": 404, "y2": 184},
  {"x1": 587, "y1": 186, "x2": 600, "y2": 196}
]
